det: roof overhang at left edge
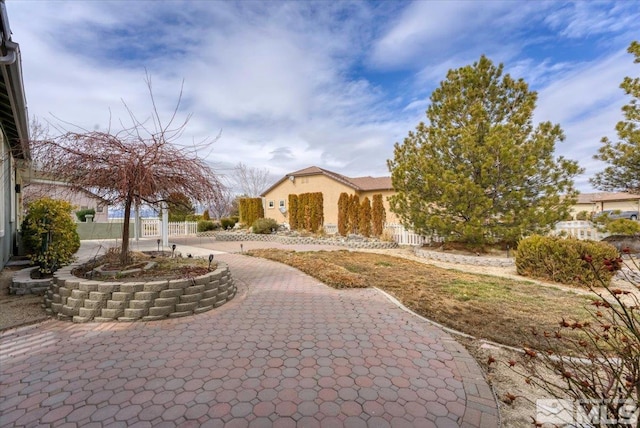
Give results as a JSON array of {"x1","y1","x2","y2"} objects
[{"x1": 0, "y1": 0, "x2": 30, "y2": 161}]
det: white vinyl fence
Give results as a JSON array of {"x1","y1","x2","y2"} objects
[
  {"x1": 383, "y1": 223, "x2": 428, "y2": 246},
  {"x1": 322, "y1": 223, "x2": 428, "y2": 246},
  {"x1": 132, "y1": 219, "x2": 607, "y2": 244},
  {"x1": 553, "y1": 221, "x2": 609, "y2": 241},
  {"x1": 139, "y1": 220, "x2": 198, "y2": 238}
]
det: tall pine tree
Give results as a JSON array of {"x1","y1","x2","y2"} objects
[
  {"x1": 388, "y1": 55, "x2": 581, "y2": 246},
  {"x1": 591, "y1": 41, "x2": 640, "y2": 194}
]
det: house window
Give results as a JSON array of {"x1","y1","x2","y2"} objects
[
  {"x1": 268, "y1": 200, "x2": 275, "y2": 209},
  {"x1": 96, "y1": 204, "x2": 104, "y2": 213},
  {"x1": 279, "y1": 200, "x2": 285, "y2": 208}
]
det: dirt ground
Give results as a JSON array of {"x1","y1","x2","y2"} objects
[{"x1": 0, "y1": 266, "x2": 49, "y2": 331}]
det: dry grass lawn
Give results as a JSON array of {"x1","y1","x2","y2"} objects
[{"x1": 247, "y1": 249, "x2": 596, "y2": 351}]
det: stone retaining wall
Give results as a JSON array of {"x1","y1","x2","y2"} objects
[
  {"x1": 413, "y1": 247, "x2": 515, "y2": 268},
  {"x1": 44, "y1": 262, "x2": 236, "y2": 323},
  {"x1": 211, "y1": 232, "x2": 399, "y2": 249},
  {"x1": 10, "y1": 267, "x2": 52, "y2": 295}
]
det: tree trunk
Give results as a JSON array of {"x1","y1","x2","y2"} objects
[{"x1": 120, "y1": 196, "x2": 132, "y2": 265}]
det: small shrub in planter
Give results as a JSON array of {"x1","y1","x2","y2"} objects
[
  {"x1": 75, "y1": 208, "x2": 96, "y2": 222},
  {"x1": 252, "y1": 218, "x2": 279, "y2": 234},
  {"x1": 515, "y1": 235, "x2": 619, "y2": 287},
  {"x1": 22, "y1": 198, "x2": 81, "y2": 274}
]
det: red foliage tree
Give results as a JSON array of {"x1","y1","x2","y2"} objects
[{"x1": 31, "y1": 78, "x2": 223, "y2": 264}]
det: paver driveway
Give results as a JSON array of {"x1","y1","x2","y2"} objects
[{"x1": 0, "y1": 246, "x2": 499, "y2": 427}]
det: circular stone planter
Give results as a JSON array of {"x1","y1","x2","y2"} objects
[{"x1": 44, "y1": 262, "x2": 236, "y2": 323}]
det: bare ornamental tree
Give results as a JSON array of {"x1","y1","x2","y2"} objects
[
  {"x1": 232, "y1": 162, "x2": 273, "y2": 197},
  {"x1": 31, "y1": 77, "x2": 223, "y2": 265}
]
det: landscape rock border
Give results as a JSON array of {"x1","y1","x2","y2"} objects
[
  {"x1": 9, "y1": 267, "x2": 52, "y2": 295},
  {"x1": 44, "y1": 262, "x2": 236, "y2": 323},
  {"x1": 413, "y1": 247, "x2": 516, "y2": 267},
  {"x1": 210, "y1": 231, "x2": 399, "y2": 249}
]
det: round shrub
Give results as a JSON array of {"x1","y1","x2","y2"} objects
[
  {"x1": 515, "y1": 235, "x2": 620, "y2": 287},
  {"x1": 603, "y1": 218, "x2": 640, "y2": 236},
  {"x1": 22, "y1": 198, "x2": 81, "y2": 274},
  {"x1": 197, "y1": 220, "x2": 219, "y2": 232},
  {"x1": 575, "y1": 210, "x2": 590, "y2": 221},
  {"x1": 220, "y1": 217, "x2": 237, "y2": 230},
  {"x1": 252, "y1": 218, "x2": 279, "y2": 234}
]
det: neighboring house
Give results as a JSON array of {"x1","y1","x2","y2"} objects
[
  {"x1": 0, "y1": 1, "x2": 29, "y2": 269},
  {"x1": 22, "y1": 172, "x2": 110, "y2": 222},
  {"x1": 261, "y1": 166, "x2": 398, "y2": 226},
  {"x1": 570, "y1": 192, "x2": 640, "y2": 219},
  {"x1": 591, "y1": 192, "x2": 640, "y2": 214}
]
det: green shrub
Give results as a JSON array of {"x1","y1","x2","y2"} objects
[
  {"x1": 197, "y1": 220, "x2": 219, "y2": 232},
  {"x1": 575, "y1": 210, "x2": 590, "y2": 221},
  {"x1": 603, "y1": 218, "x2": 640, "y2": 235},
  {"x1": 22, "y1": 198, "x2": 81, "y2": 274},
  {"x1": 220, "y1": 217, "x2": 237, "y2": 230},
  {"x1": 75, "y1": 208, "x2": 96, "y2": 222},
  {"x1": 185, "y1": 214, "x2": 203, "y2": 222},
  {"x1": 239, "y1": 198, "x2": 264, "y2": 227},
  {"x1": 252, "y1": 218, "x2": 279, "y2": 234},
  {"x1": 515, "y1": 235, "x2": 619, "y2": 287}
]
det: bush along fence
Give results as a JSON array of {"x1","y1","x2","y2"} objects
[
  {"x1": 44, "y1": 262, "x2": 236, "y2": 323},
  {"x1": 553, "y1": 220, "x2": 609, "y2": 241},
  {"x1": 212, "y1": 232, "x2": 399, "y2": 249},
  {"x1": 96, "y1": 220, "x2": 613, "y2": 247}
]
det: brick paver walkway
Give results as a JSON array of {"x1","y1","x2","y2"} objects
[{"x1": 0, "y1": 240, "x2": 499, "y2": 427}]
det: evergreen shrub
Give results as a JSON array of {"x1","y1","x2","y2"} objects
[
  {"x1": 515, "y1": 235, "x2": 619, "y2": 287},
  {"x1": 252, "y1": 218, "x2": 279, "y2": 234},
  {"x1": 22, "y1": 198, "x2": 80, "y2": 274}
]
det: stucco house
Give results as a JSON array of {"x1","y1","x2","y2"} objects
[
  {"x1": 22, "y1": 171, "x2": 110, "y2": 222},
  {"x1": 1, "y1": 1, "x2": 29, "y2": 269},
  {"x1": 570, "y1": 192, "x2": 640, "y2": 219},
  {"x1": 261, "y1": 166, "x2": 398, "y2": 227}
]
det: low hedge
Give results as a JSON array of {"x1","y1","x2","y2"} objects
[
  {"x1": 220, "y1": 217, "x2": 237, "y2": 230},
  {"x1": 252, "y1": 218, "x2": 278, "y2": 234},
  {"x1": 515, "y1": 235, "x2": 619, "y2": 287},
  {"x1": 197, "y1": 220, "x2": 219, "y2": 232}
]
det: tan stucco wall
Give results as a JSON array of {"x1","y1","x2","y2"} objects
[
  {"x1": 263, "y1": 175, "x2": 398, "y2": 226},
  {"x1": 263, "y1": 175, "x2": 354, "y2": 225},
  {"x1": 595, "y1": 199, "x2": 640, "y2": 213},
  {"x1": 569, "y1": 202, "x2": 596, "y2": 219},
  {"x1": 360, "y1": 190, "x2": 399, "y2": 224}
]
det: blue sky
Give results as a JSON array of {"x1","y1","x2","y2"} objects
[{"x1": 7, "y1": 0, "x2": 640, "y2": 192}]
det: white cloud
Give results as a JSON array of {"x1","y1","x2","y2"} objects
[
  {"x1": 545, "y1": 2, "x2": 640, "y2": 40},
  {"x1": 535, "y1": 49, "x2": 631, "y2": 126},
  {"x1": 5, "y1": 0, "x2": 638, "y2": 195}
]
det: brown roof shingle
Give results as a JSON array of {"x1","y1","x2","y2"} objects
[{"x1": 261, "y1": 166, "x2": 393, "y2": 196}]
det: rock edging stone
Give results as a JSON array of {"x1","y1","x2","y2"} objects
[
  {"x1": 43, "y1": 262, "x2": 236, "y2": 323},
  {"x1": 413, "y1": 247, "x2": 515, "y2": 268},
  {"x1": 10, "y1": 267, "x2": 53, "y2": 295},
  {"x1": 210, "y1": 232, "x2": 399, "y2": 249}
]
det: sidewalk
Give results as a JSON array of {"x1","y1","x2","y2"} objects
[{"x1": 0, "y1": 237, "x2": 499, "y2": 427}]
